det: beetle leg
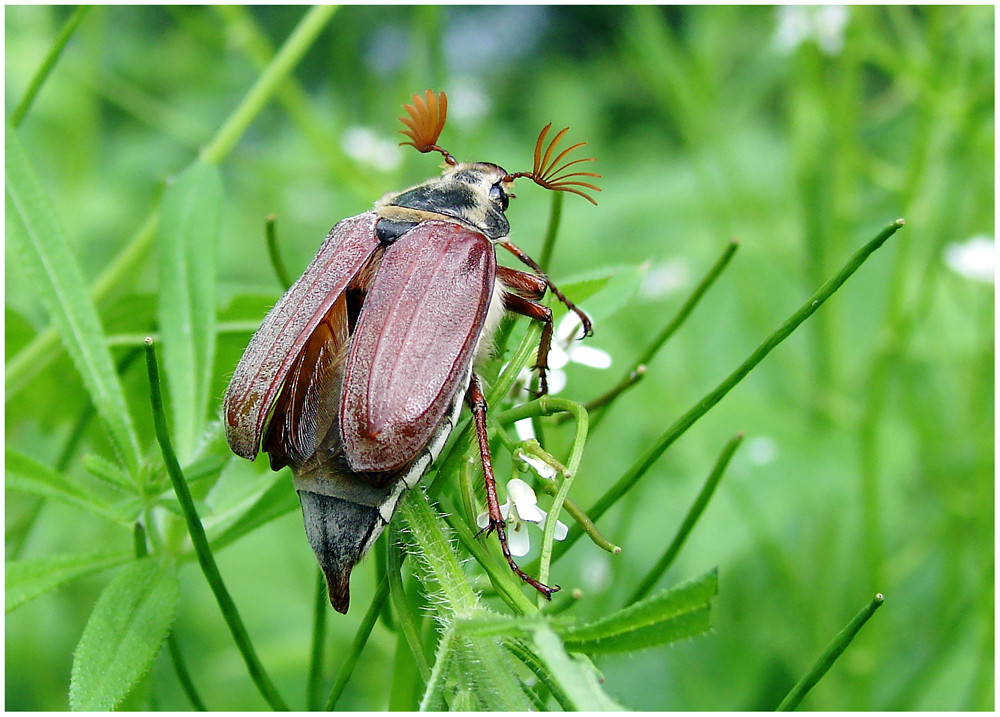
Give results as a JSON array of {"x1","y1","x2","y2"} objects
[
  {"x1": 497, "y1": 265, "x2": 547, "y2": 300},
  {"x1": 467, "y1": 375, "x2": 560, "y2": 600},
  {"x1": 499, "y1": 241, "x2": 593, "y2": 337},
  {"x1": 502, "y1": 292, "x2": 554, "y2": 396}
]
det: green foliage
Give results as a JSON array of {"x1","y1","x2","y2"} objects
[
  {"x1": 156, "y1": 160, "x2": 222, "y2": 461},
  {"x1": 559, "y1": 569, "x2": 718, "y2": 654},
  {"x1": 5, "y1": 5, "x2": 993, "y2": 711},
  {"x1": 69, "y1": 558, "x2": 180, "y2": 711}
]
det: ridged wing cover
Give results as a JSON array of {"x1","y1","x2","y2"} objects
[
  {"x1": 340, "y1": 220, "x2": 496, "y2": 472},
  {"x1": 224, "y1": 212, "x2": 381, "y2": 459}
]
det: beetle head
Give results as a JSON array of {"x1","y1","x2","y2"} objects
[{"x1": 398, "y1": 90, "x2": 601, "y2": 206}]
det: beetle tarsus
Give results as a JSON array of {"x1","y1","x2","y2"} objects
[{"x1": 488, "y1": 517, "x2": 560, "y2": 600}]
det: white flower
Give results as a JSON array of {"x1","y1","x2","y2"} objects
[
  {"x1": 515, "y1": 450, "x2": 559, "y2": 480},
  {"x1": 746, "y1": 435, "x2": 779, "y2": 466},
  {"x1": 639, "y1": 258, "x2": 692, "y2": 300},
  {"x1": 944, "y1": 235, "x2": 994, "y2": 284},
  {"x1": 340, "y1": 126, "x2": 402, "y2": 172},
  {"x1": 475, "y1": 478, "x2": 568, "y2": 557},
  {"x1": 774, "y1": 6, "x2": 850, "y2": 56},
  {"x1": 511, "y1": 312, "x2": 612, "y2": 440}
]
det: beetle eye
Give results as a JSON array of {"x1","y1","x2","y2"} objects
[{"x1": 489, "y1": 183, "x2": 509, "y2": 211}]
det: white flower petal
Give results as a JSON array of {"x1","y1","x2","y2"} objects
[
  {"x1": 552, "y1": 519, "x2": 569, "y2": 541},
  {"x1": 816, "y1": 5, "x2": 849, "y2": 55},
  {"x1": 514, "y1": 418, "x2": 536, "y2": 441},
  {"x1": 555, "y1": 312, "x2": 584, "y2": 343},
  {"x1": 508, "y1": 479, "x2": 545, "y2": 523},
  {"x1": 476, "y1": 498, "x2": 511, "y2": 530},
  {"x1": 507, "y1": 521, "x2": 532, "y2": 557},
  {"x1": 533, "y1": 505, "x2": 569, "y2": 542},
  {"x1": 546, "y1": 369, "x2": 567, "y2": 395},
  {"x1": 639, "y1": 258, "x2": 691, "y2": 299},
  {"x1": 567, "y1": 345, "x2": 612, "y2": 369},
  {"x1": 747, "y1": 436, "x2": 779, "y2": 466},
  {"x1": 519, "y1": 452, "x2": 558, "y2": 480},
  {"x1": 944, "y1": 235, "x2": 995, "y2": 284},
  {"x1": 547, "y1": 345, "x2": 570, "y2": 370}
]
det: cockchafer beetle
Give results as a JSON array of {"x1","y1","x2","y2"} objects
[{"x1": 224, "y1": 90, "x2": 600, "y2": 613}]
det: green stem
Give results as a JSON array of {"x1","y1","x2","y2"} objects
[
  {"x1": 776, "y1": 593, "x2": 885, "y2": 710},
  {"x1": 588, "y1": 238, "x2": 738, "y2": 431},
  {"x1": 265, "y1": 215, "x2": 293, "y2": 290},
  {"x1": 9, "y1": 7, "x2": 335, "y2": 398},
  {"x1": 135, "y1": 521, "x2": 207, "y2": 710},
  {"x1": 635, "y1": 238, "x2": 739, "y2": 370},
  {"x1": 6, "y1": 210, "x2": 159, "y2": 400},
  {"x1": 436, "y1": 493, "x2": 536, "y2": 615},
  {"x1": 166, "y1": 635, "x2": 209, "y2": 711},
  {"x1": 325, "y1": 574, "x2": 390, "y2": 710},
  {"x1": 627, "y1": 433, "x2": 742, "y2": 605},
  {"x1": 144, "y1": 338, "x2": 289, "y2": 711},
  {"x1": 306, "y1": 569, "x2": 328, "y2": 711},
  {"x1": 555, "y1": 219, "x2": 904, "y2": 560},
  {"x1": 538, "y1": 190, "x2": 564, "y2": 273},
  {"x1": 200, "y1": 5, "x2": 338, "y2": 165},
  {"x1": 387, "y1": 524, "x2": 431, "y2": 682},
  {"x1": 10, "y1": 5, "x2": 91, "y2": 127}
]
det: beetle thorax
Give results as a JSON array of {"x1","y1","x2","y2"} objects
[{"x1": 376, "y1": 162, "x2": 513, "y2": 240}]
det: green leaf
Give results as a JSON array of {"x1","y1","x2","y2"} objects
[
  {"x1": 5, "y1": 123, "x2": 141, "y2": 474},
  {"x1": 208, "y1": 472, "x2": 298, "y2": 551},
  {"x1": 579, "y1": 264, "x2": 647, "y2": 325},
  {"x1": 6, "y1": 550, "x2": 132, "y2": 614},
  {"x1": 69, "y1": 558, "x2": 180, "y2": 711},
  {"x1": 82, "y1": 453, "x2": 137, "y2": 493},
  {"x1": 157, "y1": 160, "x2": 222, "y2": 460},
  {"x1": 6, "y1": 448, "x2": 131, "y2": 523},
  {"x1": 559, "y1": 568, "x2": 718, "y2": 653},
  {"x1": 451, "y1": 616, "x2": 626, "y2": 709},
  {"x1": 528, "y1": 623, "x2": 626, "y2": 710}
]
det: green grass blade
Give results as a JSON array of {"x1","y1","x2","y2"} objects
[
  {"x1": 10, "y1": 5, "x2": 92, "y2": 127},
  {"x1": 6, "y1": 210, "x2": 159, "y2": 401},
  {"x1": 635, "y1": 238, "x2": 740, "y2": 370},
  {"x1": 6, "y1": 448, "x2": 131, "y2": 523},
  {"x1": 68, "y1": 558, "x2": 180, "y2": 711},
  {"x1": 777, "y1": 593, "x2": 885, "y2": 710},
  {"x1": 200, "y1": 5, "x2": 338, "y2": 165},
  {"x1": 627, "y1": 433, "x2": 742, "y2": 604},
  {"x1": 528, "y1": 622, "x2": 626, "y2": 710},
  {"x1": 165, "y1": 634, "x2": 208, "y2": 711},
  {"x1": 156, "y1": 160, "x2": 222, "y2": 459},
  {"x1": 306, "y1": 570, "x2": 329, "y2": 711},
  {"x1": 556, "y1": 219, "x2": 905, "y2": 558},
  {"x1": 144, "y1": 339, "x2": 289, "y2": 711},
  {"x1": 325, "y1": 575, "x2": 390, "y2": 710},
  {"x1": 264, "y1": 215, "x2": 293, "y2": 290},
  {"x1": 560, "y1": 568, "x2": 718, "y2": 654},
  {"x1": 6, "y1": 123, "x2": 142, "y2": 474},
  {"x1": 5, "y1": 550, "x2": 132, "y2": 614}
]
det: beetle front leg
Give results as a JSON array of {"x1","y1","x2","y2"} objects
[
  {"x1": 499, "y1": 241, "x2": 593, "y2": 338},
  {"x1": 502, "y1": 292, "x2": 554, "y2": 396},
  {"x1": 467, "y1": 375, "x2": 560, "y2": 600}
]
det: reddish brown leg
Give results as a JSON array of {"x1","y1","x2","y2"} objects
[
  {"x1": 502, "y1": 292, "x2": 554, "y2": 396},
  {"x1": 497, "y1": 265, "x2": 547, "y2": 300},
  {"x1": 466, "y1": 375, "x2": 559, "y2": 599},
  {"x1": 499, "y1": 241, "x2": 593, "y2": 337}
]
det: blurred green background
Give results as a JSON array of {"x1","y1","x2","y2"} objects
[{"x1": 5, "y1": 5, "x2": 993, "y2": 711}]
